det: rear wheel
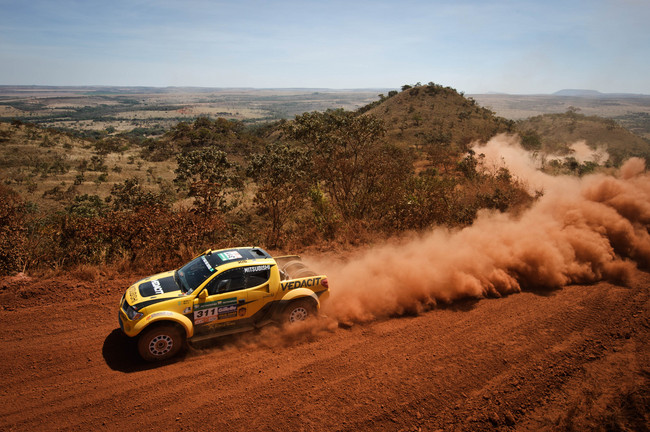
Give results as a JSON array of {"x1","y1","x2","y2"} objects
[
  {"x1": 137, "y1": 323, "x2": 184, "y2": 362},
  {"x1": 282, "y1": 299, "x2": 316, "y2": 324}
]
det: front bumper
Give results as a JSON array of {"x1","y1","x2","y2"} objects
[{"x1": 118, "y1": 294, "x2": 137, "y2": 336}]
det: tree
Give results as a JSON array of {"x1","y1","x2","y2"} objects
[
  {"x1": 66, "y1": 194, "x2": 109, "y2": 217},
  {"x1": 247, "y1": 142, "x2": 311, "y2": 246},
  {"x1": 174, "y1": 148, "x2": 242, "y2": 215},
  {"x1": 167, "y1": 116, "x2": 244, "y2": 149},
  {"x1": 0, "y1": 185, "x2": 27, "y2": 275},
  {"x1": 520, "y1": 130, "x2": 542, "y2": 151},
  {"x1": 109, "y1": 178, "x2": 167, "y2": 211},
  {"x1": 283, "y1": 109, "x2": 411, "y2": 221}
]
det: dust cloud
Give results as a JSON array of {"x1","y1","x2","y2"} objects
[
  {"x1": 539, "y1": 140, "x2": 609, "y2": 165},
  {"x1": 309, "y1": 135, "x2": 650, "y2": 324}
]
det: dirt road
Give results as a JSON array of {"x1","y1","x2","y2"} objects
[{"x1": 0, "y1": 270, "x2": 648, "y2": 431}]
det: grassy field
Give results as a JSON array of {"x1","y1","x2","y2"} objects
[{"x1": 0, "y1": 121, "x2": 178, "y2": 213}]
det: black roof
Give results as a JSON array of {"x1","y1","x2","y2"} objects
[{"x1": 204, "y1": 247, "x2": 271, "y2": 268}]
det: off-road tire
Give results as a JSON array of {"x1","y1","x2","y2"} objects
[
  {"x1": 282, "y1": 299, "x2": 317, "y2": 324},
  {"x1": 137, "y1": 323, "x2": 185, "y2": 362}
]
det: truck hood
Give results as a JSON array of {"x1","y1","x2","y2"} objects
[{"x1": 125, "y1": 270, "x2": 184, "y2": 306}]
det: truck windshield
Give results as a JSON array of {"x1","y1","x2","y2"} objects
[{"x1": 176, "y1": 255, "x2": 217, "y2": 294}]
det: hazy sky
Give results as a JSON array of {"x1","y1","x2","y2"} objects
[{"x1": 1, "y1": 0, "x2": 648, "y2": 94}]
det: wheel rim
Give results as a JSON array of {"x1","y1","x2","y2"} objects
[
  {"x1": 288, "y1": 306, "x2": 308, "y2": 323},
  {"x1": 149, "y1": 334, "x2": 173, "y2": 356}
]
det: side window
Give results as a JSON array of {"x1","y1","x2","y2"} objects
[
  {"x1": 206, "y1": 268, "x2": 246, "y2": 295},
  {"x1": 244, "y1": 265, "x2": 271, "y2": 289}
]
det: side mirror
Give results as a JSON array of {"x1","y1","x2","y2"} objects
[{"x1": 198, "y1": 289, "x2": 208, "y2": 299}]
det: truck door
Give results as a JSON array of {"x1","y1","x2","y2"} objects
[
  {"x1": 193, "y1": 268, "x2": 247, "y2": 334},
  {"x1": 240, "y1": 264, "x2": 275, "y2": 320}
]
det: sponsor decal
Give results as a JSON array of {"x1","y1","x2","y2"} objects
[
  {"x1": 194, "y1": 298, "x2": 240, "y2": 324},
  {"x1": 194, "y1": 308, "x2": 218, "y2": 324},
  {"x1": 238, "y1": 307, "x2": 247, "y2": 317},
  {"x1": 201, "y1": 255, "x2": 215, "y2": 272},
  {"x1": 217, "y1": 305, "x2": 237, "y2": 320},
  {"x1": 139, "y1": 276, "x2": 178, "y2": 297},
  {"x1": 281, "y1": 277, "x2": 322, "y2": 291},
  {"x1": 183, "y1": 307, "x2": 192, "y2": 314},
  {"x1": 244, "y1": 265, "x2": 270, "y2": 273},
  {"x1": 146, "y1": 311, "x2": 173, "y2": 321},
  {"x1": 217, "y1": 251, "x2": 243, "y2": 261},
  {"x1": 151, "y1": 279, "x2": 164, "y2": 295},
  {"x1": 194, "y1": 297, "x2": 237, "y2": 311}
]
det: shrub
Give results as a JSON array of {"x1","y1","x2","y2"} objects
[{"x1": 0, "y1": 185, "x2": 27, "y2": 275}]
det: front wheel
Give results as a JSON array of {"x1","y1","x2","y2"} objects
[
  {"x1": 137, "y1": 323, "x2": 185, "y2": 362},
  {"x1": 282, "y1": 299, "x2": 317, "y2": 324}
]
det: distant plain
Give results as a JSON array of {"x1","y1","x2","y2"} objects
[{"x1": 1, "y1": 86, "x2": 650, "y2": 138}]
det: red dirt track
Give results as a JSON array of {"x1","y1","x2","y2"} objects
[{"x1": 1, "y1": 271, "x2": 648, "y2": 431}]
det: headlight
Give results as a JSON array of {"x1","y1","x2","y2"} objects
[{"x1": 125, "y1": 305, "x2": 143, "y2": 321}]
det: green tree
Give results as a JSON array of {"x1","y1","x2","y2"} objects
[
  {"x1": 168, "y1": 116, "x2": 244, "y2": 149},
  {"x1": 66, "y1": 194, "x2": 109, "y2": 217},
  {"x1": 94, "y1": 137, "x2": 127, "y2": 155},
  {"x1": 0, "y1": 185, "x2": 27, "y2": 275},
  {"x1": 109, "y1": 178, "x2": 167, "y2": 211},
  {"x1": 175, "y1": 148, "x2": 242, "y2": 215},
  {"x1": 247, "y1": 142, "x2": 311, "y2": 246},
  {"x1": 457, "y1": 149, "x2": 480, "y2": 179},
  {"x1": 520, "y1": 130, "x2": 542, "y2": 151},
  {"x1": 283, "y1": 109, "x2": 411, "y2": 221}
]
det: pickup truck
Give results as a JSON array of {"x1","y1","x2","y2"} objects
[{"x1": 118, "y1": 247, "x2": 329, "y2": 361}]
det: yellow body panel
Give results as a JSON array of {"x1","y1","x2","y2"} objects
[{"x1": 118, "y1": 247, "x2": 329, "y2": 343}]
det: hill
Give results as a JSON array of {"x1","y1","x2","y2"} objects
[
  {"x1": 356, "y1": 83, "x2": 650, "y2": 175},
  {"x1": 553, "y1": 89, "x2": 603, "y2": 97},
  {"x1": 517, "y1": 111, "x2": 650, "y2": 165},
  {"x1": 363, "y1": 83, "x2": 513, "y2": 152},
  {"x1": 357, "y1": 83, "x2": 649, "y2": 168}
]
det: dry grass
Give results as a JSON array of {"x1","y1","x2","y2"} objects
[{"x1": 0, "y1": 122, "x2": 177, "y2": 211}]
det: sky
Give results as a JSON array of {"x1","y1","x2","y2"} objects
[{"x1": 0, "y1": 0, "x2": 648, "y2": 94}]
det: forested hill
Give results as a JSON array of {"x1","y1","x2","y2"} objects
[
  {"x1": 358, "y1": 82, "x2": 650, "y2": 167},
  {"x1": 362, "y1": 83, "x2": 514, "y2": 151}
]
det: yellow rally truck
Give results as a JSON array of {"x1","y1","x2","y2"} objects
[{"x1": 118, "y1": 247, "x2": 329, "y2": 361}]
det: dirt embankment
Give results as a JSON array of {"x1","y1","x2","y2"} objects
[{"x1": 0, "y1": 269, "x2": 648, "y2": 432}]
